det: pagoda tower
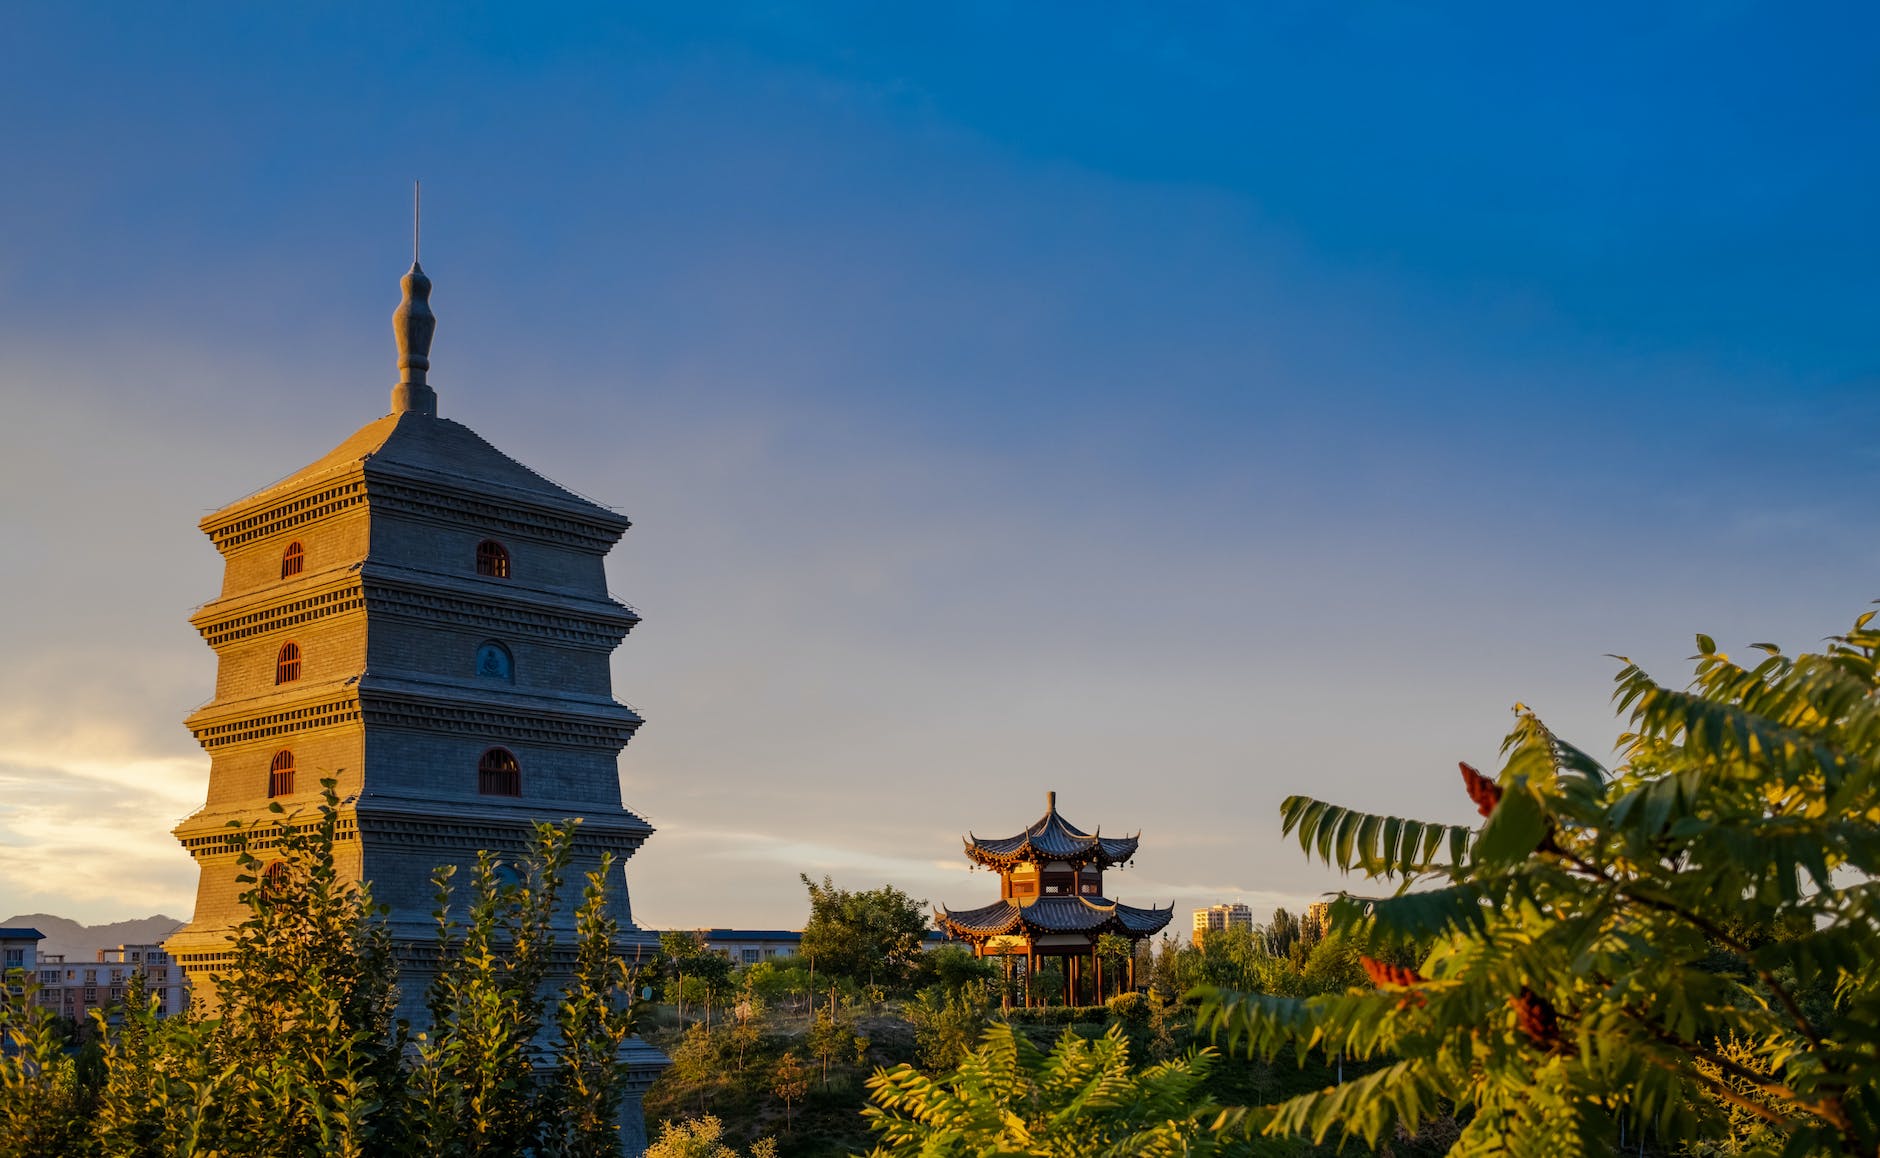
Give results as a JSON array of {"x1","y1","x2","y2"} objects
[
  {"x1": 165, "y1": 254, "x2": 666, "y2": 1132},
  {"x1": 936, "y1": 791, "x2": 1172, "y2": 1007}
]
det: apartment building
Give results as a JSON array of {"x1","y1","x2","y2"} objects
[
  {"x1": 31, "y1": 943, "x2": 190, "y2": 1023},
  {"x1": 1191, "y1": 902, "x2": 1253, "y2": 947}
]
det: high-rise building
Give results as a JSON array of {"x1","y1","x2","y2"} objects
[
  {"x1": 1304, "y1": 901, "x2": 1333, "y2": 937},
  {"x1": 1191, "y1": 902, "x2": 1253, "y2": 947},
  {"x1": 164, "y1": 254, "x2": 666, "y2": 1139}
]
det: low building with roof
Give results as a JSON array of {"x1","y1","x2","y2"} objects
[
  {"x1": 934, "y1": 791, "x2": 1172, "y2": 1007},
  {"x1": 696, "y1": 928, "x2": 948, "y2": 966},
  {"x1": 1, "y1": 928, "x2": 44, "y2": 1012}
]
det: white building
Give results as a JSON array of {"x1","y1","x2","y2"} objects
[
  {"x1": 29, "y1": 943, "x2": 189, "y2": 1024},
  {"x1": 1191, "y1": 902, "x2": 1253, "y2": 947}
]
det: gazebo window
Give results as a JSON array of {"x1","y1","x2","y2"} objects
[
  {"x1": 280, "y1": 540, "x2": 305, "y2": 578},
  {"x1": 275, "y1": 642, "x2": 302, "y2": 684},
  {"x1": 478, "y1": 748, "x2": 521, "y2": 796},
  {"x1": 268, "y1": 750, "x2": 295, "y2": 797},
  {"x1": 475, "y1": 540, "x2": 510, "y2": 578}
]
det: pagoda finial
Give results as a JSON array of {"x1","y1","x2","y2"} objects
[
  {"x1": 1046, "y1": 790, "x2": 1056, "y2": 813},
  {"x1": 391, "y1": 181, "x2": 438, "y2": 417}
]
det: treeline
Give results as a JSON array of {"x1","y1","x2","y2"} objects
[{"x1": 0, "y1": 785, "x2": 642, "y2": 1158}]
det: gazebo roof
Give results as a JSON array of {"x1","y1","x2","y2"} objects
[
  {"x1": 934, "y1": 896, "x2": 1173, "y2": 941},
  {"x1": 963, "y1": 791, "x2": 1140, "y2": 869}
]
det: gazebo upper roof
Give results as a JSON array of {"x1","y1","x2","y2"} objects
[{"x1": 963, "y1": 791, "x2": 1141, "y2": 870}]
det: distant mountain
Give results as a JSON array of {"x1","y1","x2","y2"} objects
[{"x1": 1, "y1": 914, "x2": 186, "y2": 964}]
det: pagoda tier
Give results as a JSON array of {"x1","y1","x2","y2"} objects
[
  {"x1": 963, "y1": 792, "x2": 1139, "y2": 870},
  {"x1": 935, "y1": 895, "x2": 1172, "y2": 940}
]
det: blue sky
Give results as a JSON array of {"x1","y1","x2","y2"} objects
[{"x1": 1, "y1": 3, "x2": 1876, "y2": 929}]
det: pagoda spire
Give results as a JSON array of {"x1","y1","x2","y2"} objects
[{"x1": 391, "y1": 182, "x2": 437, "y2": 416}]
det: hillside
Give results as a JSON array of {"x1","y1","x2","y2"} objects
[{"x1": 1, "y1": 913, "x2": 186, "y2": 963}]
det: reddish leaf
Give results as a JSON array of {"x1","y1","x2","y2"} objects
[{"x1": 1460, "y1": 761, "x2": 1502, "y2": 818}]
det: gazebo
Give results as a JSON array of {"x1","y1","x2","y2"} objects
[{"x1": 935, "y1": 791, "x2": 1172, "y2": 1007}]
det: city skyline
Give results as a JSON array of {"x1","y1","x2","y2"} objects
[{"x1": 3, "y1": 4, "x2": 1878, "y2": 930}]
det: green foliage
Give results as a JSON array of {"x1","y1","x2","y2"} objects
[
  {"x1": 806, "y1": 1000, "x2": 867, "y2": 1086},
  {"x1": 908, "y1": 944, "x2": 995, "y2": 995},
  {"x1": 771, "y1": 1050, "x2": 810, "y2": 1130},
  {"x1": 902, "y1": 985, "x2": 990, "y2": 1072},
  {"x1": 209, "y1": 782, "x2": 408, "y2": 1155},
  {"x1": 862, "y1": 1021, "x2": 1232, "y2": 1157},
  {"x1": 643, "y1": 1114, "x2": 778, "y2": 1158},
  {"x1": 0, "y1": 783, "x2": 653, "y2": 1158},
  {"x1": 542, "y1": 853, "x2": 647, "y2": 1158},
  {"x1": 798, "y1": 876, "x2": 929, "y2": 990},
  {"x1": 660, "y1": 930, "x2": 735, "y2": 1024},
  {"x1": 411, "y1": 825, "x2": 573, "y2": 1156},
  {"x1": 1198, "y1": 610, "x2": 1880, "y2": 1155},
  {"x1": 0, "y1": 971, "x2": 96, "y2": 1158}
]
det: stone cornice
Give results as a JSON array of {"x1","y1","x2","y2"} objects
[
  {"x1": 200, "y1": 463, "x2": 631, "y2": 557},
  {"x1": 188, "y1": 564, "x2": 638, "y2": 651},
  {"x1": 184, "y1": 683, "x2": 364, "y2": 751},
  {"x1": 364, "y1": 470, "x2": 625, "y2": 552},
  {"x1": 185, "y1": 677, "x2": 642, "y2": 753},
  {"x1": 201, "y1": 471, "x2": 369, "y2": 553},
  {"x1": 173, "y1": 793, "x2": 652, "y2": 860},
  {"x1": 190, "y1": 567, "x2": 367, "y2": 647},
  {"x1": 358, "y1": 686, "x2": 642, "y2": 751}
]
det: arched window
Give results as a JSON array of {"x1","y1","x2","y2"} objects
[
  {"x1": 275, "y1": 642, "x2": 302, "y2": 684},
  {"x1": 268, "y1": 750, "x2": 295, "y2": 797},
  {"x1": 475, "y1": 641, "x2": 514, "y2": 682},
  {"x1": 281, "y1": 540, "x2": 305, "y2": 578},
  {"x1": 478, "y1": 747, "x2": 521, "y2": 796},
  {"x1": 475, "y1": 540, "x2": 510, "y2": 578},
  {"x1": 261, "y1": 861, "x2": 289, "y2": 893}
]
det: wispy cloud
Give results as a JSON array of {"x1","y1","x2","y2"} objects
[{"x1": 0, "y1": 746, "x2": 203, "y2": 923}]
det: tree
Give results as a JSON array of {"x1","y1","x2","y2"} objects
[
  {"x1": 1198, "y1": 613, "x2": 1880, "y2": 1155},
  {"x1": 1095, "y1": 933, "x2": 1133, "y2": 1000},
  {"x1": 797, "y1": 875, "x2": 928, "y2": 990},
  {"x1": 0, "y1": 972, "x2": 96, "y2": 1157},
  {"x1": 410, "y1": 826, "x2": 573, "y2": 1157},
  {"x1": 770, "y1": 1051, "x2": 809, "y2": 1132},
  {"x1": 902, "y1": 986, "x2": 990, "y2": 1073},
  {"x1": 660, "y1": 931, "x2": 711, "y2": 1024},
  {"x1": 541, "y1": 853, "x2": 647, "y2": 1158},
  {"x1": 806, "y1": 1001, "x2": 864, "y2": 1086},
  {"x1": 910, "y1": 943, "x2": 995, "y2": 995},
  {"x1": 862, "y1": 1022, "x2": 1230, "y2": 1156}
]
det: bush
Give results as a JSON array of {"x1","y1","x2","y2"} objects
[
  {"x1": 1000, "y1": 1004, "x2": 1108, "y2": 1026},
  {"x1": 1105, "y1": 990, "x2": 1149, "y2": 1025}
]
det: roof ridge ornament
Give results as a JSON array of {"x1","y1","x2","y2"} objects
[{"x1": 391, "y1": 181, "x2": 438, "y2": 417}]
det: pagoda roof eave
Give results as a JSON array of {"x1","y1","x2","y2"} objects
[
  {"x1": 961, "y1": 794, "x2": 1142, "y2": 868},
  {"x1": 934, "y1": 897, "x2": 1173, "y2": 941}
]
